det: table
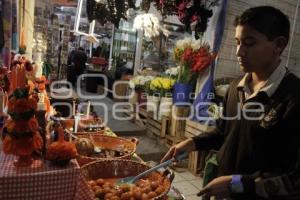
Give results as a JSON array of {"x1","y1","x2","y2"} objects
[{"x1": 0, "y1": 151, "x2": 94, "y2": 200}]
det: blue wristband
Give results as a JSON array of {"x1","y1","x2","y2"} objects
[{"x1": 231, "y1": 175, "x2": 244, "y2": 193}]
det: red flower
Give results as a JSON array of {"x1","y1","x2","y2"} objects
[
  {"x1": 177, "y1": 2, "x2": 187, "y2": 22},
  {"x1": 191, "y1": 48, "x2": 217, "y2": 73},
  {"x1": 191, "y1": 15, "x2": 199, "y2": 22},
  {"x1": 178, "y1": 2, "x2": 187, "y2": 11},
  {"x1": 181, "y1": 47, "x2": 194, "y2": 64}
]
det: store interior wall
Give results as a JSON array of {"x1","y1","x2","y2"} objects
[
  {"x1": 30, "y1": 0, "x2": 299, "y2": 80},
  {"x1": 215, "y1": 0, "x2": 300, "y2": 79},
  {"x1": 20, "y1": 0, "x2": 35, "y2": 59}
]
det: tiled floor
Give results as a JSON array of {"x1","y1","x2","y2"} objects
[{"x1": 172, "y1": 170, "x2": 203, "y2": 200}]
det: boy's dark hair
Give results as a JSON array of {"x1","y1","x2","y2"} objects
[{"x1": 234, "y1": 6, "x2": 290, "y2": 42}]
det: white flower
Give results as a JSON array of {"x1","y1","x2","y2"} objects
[
  {"x1": 134, "y1": 14, "x2": 162, "y2": 38},
  {"x1": 129, "y1": 75, "x2": 154, "y2": 88},
  {"x1": 191, "y1": 39, "x2": 201, "y2": 50},
  {"x1": 175, "y1": 37, "x2": 206, "y2": 51},
  {"x1": 133, "y1": 15, "x2": 144, "y2": 30},
  {"x1": 176, "y1": 37, "x2": 193, "y2": 49},
  {"x1": 140, "y1": 75, "x2": 154, "y2": 85},
  {"x1": 165, "y1": 67, "x2": 179, "y2": 76},
  {"x1": 129, "y1": 80, "x2": 135, "y2": 89}
]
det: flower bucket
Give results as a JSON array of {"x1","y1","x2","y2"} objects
[
  {"x1": 158, "y1": 97, "x2": 173, "y2": 120},
  {"x1": 173, "y1": 83, "x2": 193, "y2": 104},
  {"x1": 147, "y1": 95, "x2": 160, "y2": 115}
]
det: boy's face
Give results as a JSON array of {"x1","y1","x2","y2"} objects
[{"x1": 235, "y1": 25, "x2": 280, "y2": 73}]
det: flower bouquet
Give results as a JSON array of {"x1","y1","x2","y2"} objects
[
  {"x1": 140, "y1": 0, "x2": 219, "y2": 38},
  {"x1": 173, "y1": 37, "x2": 216, "y2": 103}
]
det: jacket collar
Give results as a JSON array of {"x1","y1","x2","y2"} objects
[{"x1": 237, "y1": 63, "x2": 287, "y2": 100}]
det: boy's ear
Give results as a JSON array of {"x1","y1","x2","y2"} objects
[{"x1": 274, "y1": 36, "x2": 288, "y2": 55}]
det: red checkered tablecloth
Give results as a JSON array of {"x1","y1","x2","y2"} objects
[{"x1": 0, "y1": 151, "x2": 94, "y2": 200}]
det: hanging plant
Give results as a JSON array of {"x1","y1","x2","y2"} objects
[
  {"x1": 140, "y1": 0, "x2": 178, "y2": 15},
  {"x1": 177, "y1": 0, "x2": 219, "y2": 37},
  {"x1": 86, "y1": 0, "x2": 136, "y2": 28},
  {"x1": 86, "y1": 0, "x2": 110, "y2": 25},
  {"x1": 115, "y1": 0, "x2": 128, "y2": 27},
  {"x1": 140, "y1": 0, "x2": 152, "y2": 12},
  {"x1": 140, "y1": 0, "x2": 220, "y2": 37}
]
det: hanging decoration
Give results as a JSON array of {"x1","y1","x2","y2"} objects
[
  {"x1": 86, "y1": 0, "x2": 109, "y2": 25},
  {"x1": 86, "y1": 0, "x2": 136, "y2": 28},
  {"x1": 140, "y1": 0, "x2": 220, "y2": 38},
  {"x1": 133, "y1": 14, "x2": 170, "y2": 38},
  {"x1": 141, "y1": 0, "x2": 178, "y2": 17}
]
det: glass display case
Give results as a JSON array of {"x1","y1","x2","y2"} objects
[
  {"x1": 110, "y1": 20, "x2": 137, "y2": 71},
  {"x1": 137, "y1": 21, "x2": 185, "y2": 72}
]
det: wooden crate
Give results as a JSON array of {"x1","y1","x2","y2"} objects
[
  {"x1": 185, "y1": 120, "x2": 215, "y2": 175},
  {"x1": 169, "y1": 106, "x2": 190, "y2": 138},
  {"x1": 188, "y1": 151, "x2": 207, "y2": 176},
  {"x1": 134, "y1": 106, "x2": 147, "y2": 127},
  {"x1": 164, "y1": 135, "x2": 183, "y2": 148},
  {"x1": 185, "y1": 120, "x2": 214, "y2": 138},
  {"x1": 137, "y1": 107, "x2": 147, "y2": 119},
  {"x1": 121, "y1": 103, "x2": 148, "y2": 127},
  {"x1": 122, "y1": 104, "x2": 134, "y2": 119},
  {"x1": 146, "y1": 111, "x2": 169, "y2": 138}
]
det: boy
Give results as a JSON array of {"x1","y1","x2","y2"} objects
[{"x1": 162, "y1": 6, "x2": 300, "y2": 200}]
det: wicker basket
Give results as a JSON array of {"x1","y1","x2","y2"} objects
[
  {"x1": 75, "y1": 135, "x2": 138, "y2": 166},
  {"x1": 61, "y1": 118, "x2": 105, "y2": 133},
  {"x1": 46, "y1": 118, "x2": 106, "y2": 141},
  {"x1": 81, "y1": 159, "x2": 174, "y2": 200}
]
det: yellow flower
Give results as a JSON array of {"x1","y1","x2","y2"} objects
[
  {"x1": 150, "y1": 77, "x2": 176, "y2": 92},
  {"x1": 161, "y1": 78, "x2": 170, "y2": 90},
  {"x1": 163, "y1": 78, "x2": 176, "y2": 90},
  {"x1": 150, "y1": 78, "x2": 162, "y2": 90},
  {"x1": 173, "y1": 47, "x2": 183, "y2": 62}
]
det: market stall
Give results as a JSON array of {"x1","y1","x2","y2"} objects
[
  {"x1": 1, "y1": 0, "x2": 300, "y2": 199},
  {"x1": 0, "y1": 54, "x2": 184, "y2": 200}
]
